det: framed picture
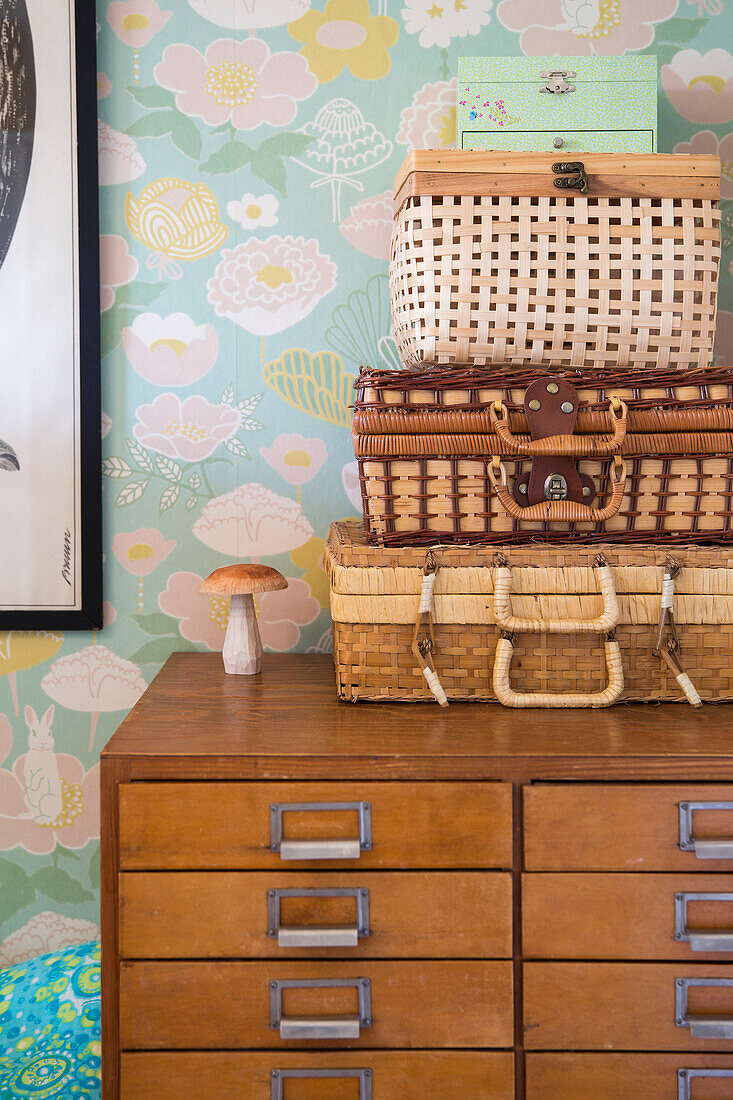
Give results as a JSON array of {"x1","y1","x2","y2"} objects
[{"x1": 0, "y1": 0, "x2": 101, "y2": 629}]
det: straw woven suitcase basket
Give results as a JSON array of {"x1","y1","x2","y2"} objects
[
  {"x1": 354, "y1": 365, "x2": 733, "y2": 546},
  {"x1": 326, "y1": 521, "x2": 733, "y2": 707},
  {"x1": 390, "y1": 151, "x2": 721, "y2": 372}
]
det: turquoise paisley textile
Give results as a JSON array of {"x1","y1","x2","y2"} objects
[{"x1": 0, "y1": 941, "x2": 101, "y2": 1098}]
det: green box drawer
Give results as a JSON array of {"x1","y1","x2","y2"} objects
[{"x1": 465, "y1": 129, "x2": 654, "y2": 154}]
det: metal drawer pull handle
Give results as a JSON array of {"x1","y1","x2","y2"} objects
[
  {"x1": 675, "y1": 892, "x2": 733, "y2": 952},
  {"x1": 679, "y1": 802, "x2": 733, "y2": 860},
  {"x1": 675, "y1": 978, "x2": 733, "y2": 1039},
  {"x1": 270, "y1": 801, "x2": 372, "y2": 861},
  {"x1": 268, "y1": 887, "x2": 371, "y2": 948},
  {"x1": 678, "y1": 1068, "x2": 733, "y2": 1100},
  {"x1": 270, "y1": 977, "x2": 371, "y2": 1041},
  {"x1": 271, "y1": 1068, "x2": 372, "y2": 1100}
]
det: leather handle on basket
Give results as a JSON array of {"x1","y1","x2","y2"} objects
[
  {"x1": 490, "y1": 397, "x2": 627, "y2": 457},
  {"x1": 493, "y1": 553, "x2": 620, "y2": 635},
  {"x1": 488, "y1": 455, "x2": 627, "y2": 522},
  {"x1": 492, "y1": 633, "x2": 625, "y2": 709}
]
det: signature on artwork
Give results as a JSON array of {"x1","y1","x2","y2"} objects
[
  {"x1": 61, "y1": 528, "x2": 72, "y2": 587},
  {"x1": 0, "y1": 438, "x2": 19, "y2": 470}
]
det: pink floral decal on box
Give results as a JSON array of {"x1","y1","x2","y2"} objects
[
  {"x1": 340, "y1": 190, "x2": 394, "y2": 260},
  {"x1": 496, "y1": 0, "x2": 677, "y2": 55},
  {"x1": 207, "y1": 236, "x2": 336, "y2": 335},
  {"x1": 155, "y1": 37, "x2": 317, "y2": 131},
  {"x1": 133, "y1": 393, "x2": 240, "y2": 461},
  {"x1": 123, "y1": 313, "x2": 219, "y2": 387}
]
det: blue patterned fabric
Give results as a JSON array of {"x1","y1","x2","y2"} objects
[{"x1": 0, "y1": 941, "x2": 101, "y2": 1098}]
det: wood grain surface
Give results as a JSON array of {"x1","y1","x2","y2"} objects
[{"x1": 526, "y1": 1053, "x2": 733, "y2": 1099}]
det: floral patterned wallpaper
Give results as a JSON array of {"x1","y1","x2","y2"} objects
[{"x1": 1, "y1": 0, "x2": 732, "y2": 958}]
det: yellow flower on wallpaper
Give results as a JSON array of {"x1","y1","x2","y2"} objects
[
  {"x1": 262, "y1": 348, "x2": 355, "y2": 428},
  {"x1": 125, "y1": 178, "x2": 228, "y2": 277},
  {"x1": 291, "y1": 536, "x2": 329, "y2": 610},
  {"x1": 289, "y1": 0, "x2": 399, "y2": 83},
  {"x1": 0, "y1": 632, "x2": 63, "y2": 716}
]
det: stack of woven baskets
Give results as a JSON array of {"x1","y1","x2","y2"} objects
[{"x1": 326, "y1": 150, "x2": 733, "y2": 708}]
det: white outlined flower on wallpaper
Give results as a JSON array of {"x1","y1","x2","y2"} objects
[
  {"x1": 98, "y1": 120, "x2": 145, "y2": 186},
  {"x1": 154, "y1": 37, "x2": 317, "y2": 132},
  {"x1": 293, "y1": 98, "x2": 392, "y2": 221},
  {"x1": 192, "y1": 483, "x2": 313, "y2": 557},
  {"x1": 0, "y1": 911, "x2": 100, "y2": 968},
  {"x1": 340, "y1": 190, "x2": 394, "y2": 260},
  {"x1": 497, "y1": 0, "x2": 677, "y2": 56},
  {"x1": 188, "y1": 0, "x2": 311, "y2": 28},
  {"x1": 227, "y1": 193, "x2": 279, "y2": 229},
  {"x1": 99, "y1": 234, "x2": 138, "y2": 311},
  {"x1": 662, "y1": 49, "x2": 733, "y2": 123},
  {"x1": 674, "y1": 130, "x2": 733, "y2": 198},
  {"x1": 207, "y1": 236, "x2": 336, "y2": 336},
  {"x1": 41, "y1": 646, "x2": 147, "y2": 751},
  {"x1": 402, "y1": 0, "x2": 493, "y2": 49},
  {"x1": 133, "y1": 394, "x2": 241, "y2": 461},
  {"x1": 123, "y1": 312, "x2": 219, "y2": 387},
  {"x1": 397, "y1": 78, "x2": 456, "y2": 148}
]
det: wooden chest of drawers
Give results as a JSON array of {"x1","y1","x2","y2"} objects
[{"x1": 102, "y1": 654, "x2": 733, "y2": 1098}]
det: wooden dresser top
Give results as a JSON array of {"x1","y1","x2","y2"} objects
[{"x1": 101, "y1": 653, "x2": 733, "y2": 781}]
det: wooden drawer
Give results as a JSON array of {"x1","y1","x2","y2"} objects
[
  {"x1": 467, "y1": 130, "x2": 653, "y2": 153},
  {"x1": 119, "y1": 960, "x2": 513, "y2": 1050},
  {"x1": 523, "y1": 874, "x2": 733, "y2": 960},
  {"x1": 119, "y1": 871, "x2": 512, "y2": 959},
  {"x1": 526, "y1": 1054, "x2": 733, "y2": 1099},
  {"x1": 121, "y1": 1051, "x2": 514, "y2": 1099},
  {"x1": 525, "y1": 786, "x2": 733, "y2": 871},
  {"x1": 119, "y1": 781, "x2": 512, "y2": 870},
  {"x1": 525, "y1": 963, "x2": 733, "y2": 1050}
]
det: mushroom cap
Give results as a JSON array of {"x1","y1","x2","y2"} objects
[{"x1": 199, "y1": 564, "x2": 287, "y2": 595}]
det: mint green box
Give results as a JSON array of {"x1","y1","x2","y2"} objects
[{"x1": 457, "y1": 56, "x2": 657, "y2": 154}]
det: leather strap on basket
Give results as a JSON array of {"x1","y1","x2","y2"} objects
[
  {"x1": 491, "y1": 552, "x2": 624, "y2": 708},
  {"x1": 488, "y1": 455, "x2": 627, "y2": 522},
  {"x1": 652, "y1": 555, "x2": 702, "y2": 708},
  {"x1": 411, "y1": 551, "x2": 448, "y2": 707},
  {"x1": 490, "y1": 396, "x2": 627, "y2": 457}
]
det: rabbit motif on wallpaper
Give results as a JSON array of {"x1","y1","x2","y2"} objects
[{"x1": 22, "y1": 704, "x2": 63, "y2": 825}]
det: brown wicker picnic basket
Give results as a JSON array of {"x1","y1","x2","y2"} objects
[
  {"x1": 354, "y1": 364, "x2": 733, "y2": 546},
  {"x1": 326, "y1": 521, "x2": 733, "y2": 707},
  {"x1": 390, "y1": 151, "x2": 721, "y2": 372}
]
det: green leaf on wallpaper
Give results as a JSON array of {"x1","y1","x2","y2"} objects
[
  {"x1": 127, "y1": 438, "x2": 154, "y2": 473},
  {"x1": 188, "y1": 472, "x2": 202, "y2": 490},
  {"x1": 185, "y1": 495, "x2": 199, "y2": 511},
  {"x1": 113, "y1": 282, "x2": 168, "y2": 310},
  {"x1": 127, "y1": 84, "x2": 176, "y2": 110},
  {"x1": 88, "y1": 843, "x2": 100, "y2": 890},
  {"x1": 0, "y1": 857, "x2": 34, "y2": 925},
  {"x1": 127, "y1": 108, "x2": 179, "y2": 140},
  {"x1": 116, "y1": 479, "x2": 150, "y2": 507},
  {"x1": 169, "y1": 112, "x2": 203, "y2": 161},
  {"x1": 101, "y1": 306, "x2": 134, "y2": 360},
  {"x1": 155, "y1": 455, "x2": 182, "y2": 483},
  {"x1": 31, "y1": 866, "x2": 94, "y2": 905},
  {"x1": 130, "y1": 637, "x2": 197, "y2": 664},
  {"x1": 220, "y1": 383, "x2": 235, "y2": 405},
  {"x1": 224, "y1": 437, "x2": 250, "y2": 458},
  {"x1": 56, "y1": 847, "x2": 81, "y2": 861},
  {"x1": 249, "y1": 153, "x2": 288, "y2": 197},
  {"x1": 132, "y1": 611, "x2": 180, "y2": 636},
  {"x1": 256, "y1": 132, "x2": 316, "y2": 159},
  {"x1": 200, "y1": 139, "x2": 253, "y2": 175},
  {"x1": 326, "y1": 274, "x2": 392, "y2": 369},
  {"x1": 102, "y1": 457, "x2": 132, "y2": 479},
  {"x1": 643, "y1": 16, "x2": 708, "y2": 65},
  {"x1": 159, "y1": 484, "x2": 181, "y2": 513}
]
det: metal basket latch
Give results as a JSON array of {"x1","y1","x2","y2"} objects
[
  {"x1": 540, "y1": 70, "x2": 576, "y2": 94},
  {"x1": 512, "y1": 377, "x2": 595, "y2": 509},
  {"x1": 553, "y1": 161, "x2": 588, "y2": 194}
]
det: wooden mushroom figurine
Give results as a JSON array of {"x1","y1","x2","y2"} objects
[{"x1": 199, "y1": 564, "x2": 287, "y2": 675}]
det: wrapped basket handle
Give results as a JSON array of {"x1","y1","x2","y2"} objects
[
  {"x1": 488, "y1": 455, "x2": 627, "y2": 523},
  {"x1": 493, "y1": 554, "x2": 620, "y2": 634},
  {"x1": 493, "y1": 633, "x2": 625, "y2": 708},
  {"x1": 490, "y1": 398, "x2": 627, "y2": 457}
]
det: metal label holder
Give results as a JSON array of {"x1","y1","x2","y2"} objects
[
  {"x1": 679, "y1": 801, "x2": 733, "y2": 860},
  {"x1": 675, "y1": 977, "x2": 733, "y2": 1039},
  {"x1": 270, "y1": 801, "x2": 373, "y2": 861},
  {"x1": 267, "y1": 887, "x2": 371, "y2": 948},
  {"x1": 271, "y1": 1068, "x2": 372, "y2": 1100},
  {"x1": 678, "y1": 1068, "x2": 733, "y2": 1100},
  {"x1": 269, "y1": 977, "x2": 372, "y2": 1041},
  {"x1": 674, "y1": 892, "x2": 733, "y2": 952}
]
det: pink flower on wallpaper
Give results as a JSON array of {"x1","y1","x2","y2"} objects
[
  {"x1": 97, "y1": 72, "x2": 112, "y2": 99},
  {"x1": 101, "y1": 412, "x2": 113, "y2": 438},
  {"x1": 99, "y1": 234, "x2": 138, "y2": 312},
  {"x1": 112, "y1": 527, "x2": 176, "y2": 577},
  {"x1": 259, "y1": 434, "x2": 327, "y2": 486},
  {"x1": 0, "y1": 911, "x2": 100, "y2": 968},
  {"x1": 340, "y1": 191, "x2": 394, "y2": 260},
  {"x1": 662, "y1": 49, "x2": 733, "y2": 124},
  {"x1": 259, "y1": 578, "x2": 319, "y2": 651},
  {"x1": 123, "y1": 312, "x2": 219, "y2": 387},
  {"x1": 41, "y1": 645, "x2": 147, "y2": 751},
  {"x1": 188, "y1": 0, "x2": 311, "y2": 28},
  {"x1": 496, "y1": 0, "x2": 677, "y2": 55},
  {"x1": 133, "y1": 393, "x2": 240, "y2": 461},
  {"x1": 342, "y1": 461, "x2": 363, "y2": 513},
  {"x1": 103, "y1": 601, "x2": 117, "y2": 626},
  {"x1": 158, "y1": 571, "x2": 229, "y2": 651},
  {"x1": 192, "y1": 482, "x2": 313, "y2": 556},
  {"x1": 154, "y1": 37, "x2": 316, "y2": 131},
  {"x1": 98, "y1": 120, "x2": 146, "y2": 186},
  {"x1": 0, "y1": 714, "x2": 100, "y2": 855},
  {"x1": 107, "y1": 0, "x2": 171, "y2": 47},
  {"x1": 674, "y1": 130, "x2": 733, "y2": 198},
  {"x1": 207, "y1": 236, "x2": 336, "y2": 336},
  {"x1": 396, "y1": 78, "x2": 456, "y2": 149}
]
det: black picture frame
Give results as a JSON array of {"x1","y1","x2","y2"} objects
[{"x1": 0, "y1": 0, "x2": 102, "y2": 630}]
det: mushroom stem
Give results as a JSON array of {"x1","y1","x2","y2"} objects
[{"x1": 223, "y1": 592, "x2": 262, "y2": 676}]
